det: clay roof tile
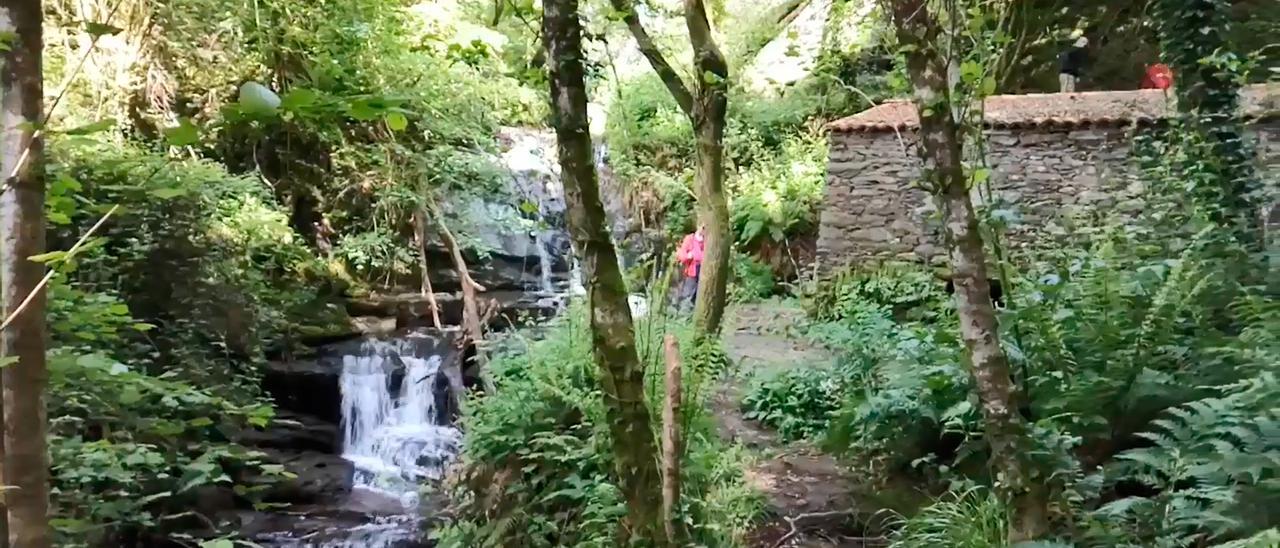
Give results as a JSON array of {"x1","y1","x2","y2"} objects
[{"x1": 827, "y1": 83, "x2": 1280, "y2": 133}]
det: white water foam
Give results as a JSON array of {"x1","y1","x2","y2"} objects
[
  {"x1": 266, "y1": 338, "x2": 463, "y2": 547},
  {"x1": 340, "y1": 344, "x2": 461, "y2": 508}
]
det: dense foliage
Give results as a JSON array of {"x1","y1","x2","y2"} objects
[
  {"x1": 745, "y1": 111, "x2": 1279, "y2": 547},
  {"x1": 437, "y1": 310, "x2": 759, "y2": 547},
  {"x1": 41, "y1": 141, "x2": 316, "y2": 545}
]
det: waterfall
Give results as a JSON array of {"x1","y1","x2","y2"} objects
[
  {"x1": 340, "y1": 339, "x2": 461, "y2": 507},
  {"x1": 534, "y1": 231, "x2": 556, "y2": 294},
  {"x1": 265, "y1": 335, "x2": 462, "y2": 548}
]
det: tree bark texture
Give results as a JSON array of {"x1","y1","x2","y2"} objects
[
  {"x1": 610, "y1": 0, "x2": 731, "y2": 336},
  {"x1": 543, "y1": 0, "x2": 667, "y2": 543},
  {"x1": 0, "y1": 0, "x2": 51, "y2": 546},
  {"x1": 887, "y1": 0, "x2": 1047, "y2": 541}
]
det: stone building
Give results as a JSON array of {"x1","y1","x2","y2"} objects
[{"x1": 816, "y1": 84, "x2": 1280, "y2": 270}]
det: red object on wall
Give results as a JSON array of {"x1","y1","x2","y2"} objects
[{"x1": 1142, "y1": 64, "x2": 1174, "y2": 90}]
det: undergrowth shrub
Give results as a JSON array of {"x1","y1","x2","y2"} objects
[
  {"x1": 802, "y1": 261, "x2": 948, "y2": 322},
  {"x1": 43, "y1": 142, "x2": 326, "y2": 545},
  {"x1": 436, "y1": 308, "x2": 759, "y2": 547},
  {"x1": 742, "y1": 367, "x2": 844, "y2": 441},
  {"x1": 729, "y1": 253, "x2": 777, "y2": 302},
  {"x1": 888, "y1": 488, "x2": 1009, "y2": 548},
  {"x1": 45, "y1": 281, "x2": 283, "y2": 547},
  {"x1": 48, "y1": 142, "x2": 344, "y2": 378}
]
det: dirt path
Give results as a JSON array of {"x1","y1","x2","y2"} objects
[{"x1": 718, "y1": 303, "x2": 883, "y2": 547}]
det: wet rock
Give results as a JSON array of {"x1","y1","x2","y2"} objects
[
  {"x1": 263, "y1": 359, "x2": 343, "y2": 424},
  {"x1": 347, "y1": 292, "x2": 562, "y2": 332},
  {"x1": 257, "y1": 449, "x2": 354, "y2": 504},
  {"x1": 236, "y1": 410, "x2": 340, "y2": 454}
]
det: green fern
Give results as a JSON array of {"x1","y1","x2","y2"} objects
[{"x1": 1089, "y1": 374, "x2": 1280, "y2": 547}]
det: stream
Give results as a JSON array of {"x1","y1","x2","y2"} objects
[{"x1": 250, "y1": 126, "x2": 651, "y2": 546}]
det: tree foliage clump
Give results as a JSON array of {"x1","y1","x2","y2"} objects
[{"x1": 37, "y1": 140, "x2": 321, "y2": 544}]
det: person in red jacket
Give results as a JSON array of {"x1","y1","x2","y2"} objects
[
  {"x1": 1142, "y1": 63, "x2": 1174, "y2": 90},
  {"x1": 675, "y1": 224, "x2": 706, "y2": 312}
]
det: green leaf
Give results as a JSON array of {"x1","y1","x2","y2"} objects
[
  {"x1": 28, "y1": 250, "x2": 70, "y2": 264},
  {"x1": 119, "y1": 386, "x2": 143, "y2": 405},
  {"x1": 0, "y1": 31, "x2": 17, "y2": 52},
  {"x1": 280, "y1": 88, "x2": 318, "y2": 111},
  {"x1": 200, "y1": 540, "x2": 234, "y2": 548},
  {"x1": 981, "y1": 76, "x2": 997, "y2": 96},
  {"x1": 385, "y1": 112, "x2": 408, "y2": 132},
  {"x1": 163, "y1": 119, "x2": 200, "y2": 147},
  {"x1": 972, "y1": 167, "x2": 991, "y2": 184},
  {"x1": 58, "y1": 136, "x2": 104, "y2": 148},
  {"x1": 62, "y1": 119, "x2": 115, "y2": 135},
  {"x1": 84, "y1": 22, "x2": 123, "y2": 37},
  {"x1": 347, "y1": 101, "x2": 380, "y2": 121},
  {"x1": 0, "y1": 356, "x2": 17, "y2": 369},
  {"x1": 150, "y1": 187, "x2": 189, "y2": 200}
]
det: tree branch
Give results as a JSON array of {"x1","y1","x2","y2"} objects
[
  {"x1": 609, "y1": 0, "x2": 696, "y2": 116},
  {"x1": 685, "y1": 0, "x2": 729, "y2": 95}
]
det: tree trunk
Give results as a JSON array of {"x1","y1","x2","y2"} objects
[
  {"x1": 611, "y1": 0, "x2": 731, "y2": 336},
  {"x1": 543, "y1": 0, "x2": 667, "y2": 543},
  {"x1": 661, "y1": 335, "x2": 684, "y2": 543},
  {"x1": 0, "y1": 1, "x2": 51, "y2": 546},
  {"x1": 691, "y1": 117, "x2": 730, "y2": 336},
  {"x1": 685, "y1": 0, "x2": 731, "y2": 337},
  {"x1": 887, "y1": 0, "x2": 1047, "y2": 541},
  {"x1": 428, "y1": 204, "x2": 485, "y2": 401},
  {"x1": 412, "y1": 208, "x2": 442, "y2": 329}
]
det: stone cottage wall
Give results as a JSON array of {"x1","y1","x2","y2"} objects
[{"x1": 816, "y1": 120, "x2": 1280, "y2": 271}]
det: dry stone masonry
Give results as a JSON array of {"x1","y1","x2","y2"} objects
[{"x1": 817, "y1": 84, "x2": 1280, "y2": 270}]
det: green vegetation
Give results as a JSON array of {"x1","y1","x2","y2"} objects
[
  {"x1": 437, "y1": 310, "x2": 759, "y2": 547},
  {"x1": 0, "y1": 0, "x2": 1275, "y2": 546}
]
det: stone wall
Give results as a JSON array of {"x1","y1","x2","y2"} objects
[{"x1": 817, "y1": 120, "x2": 1280, "y2": 270}]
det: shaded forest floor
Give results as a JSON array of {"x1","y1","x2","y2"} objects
[{"x1": 717, "y1": 303, "x2": 887, "y2": 547}]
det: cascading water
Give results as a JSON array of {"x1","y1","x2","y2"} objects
[
  {"x1": 268, "y1": 335, "x2": 461, "y2": 547},
  {"x1": 340, "y1": 345, "x2": 461, "y2": 506}
]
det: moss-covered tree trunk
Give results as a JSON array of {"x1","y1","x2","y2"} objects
[
  {"x1": 611, "y1": 0, "x2": 731, "y2": 336},
  {"x1": 543, "y1": 0, "x2": 666, "y2": 542},
  {"x1": 887, "y1": 0, "x2": 1048, "y2": 541},
  {"x1": 0, "y1": 1, "x2": 51, "y2": 546}
]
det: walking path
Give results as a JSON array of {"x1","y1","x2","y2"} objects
[{"x1": 717, "y1": 303, "x2": 885, "y2": 547}]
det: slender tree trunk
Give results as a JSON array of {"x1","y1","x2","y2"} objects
[
  {"x1": 0, "y1": 1, "x2": 51, "y2": 546},
  {"x1": 412, "y1": 208, "x2": 442, "y2": 329},
  {"x1": 691, "y1": 117, "x2": 729, "y2": 336},
  {"x1": 661, "y1": 335, "x2": 684, "y2": 543},
  {"x1": 429, "y1": 204, "x2": 486, "y2": 400},
  {"x1": 610, "y1": 0, "x2": 731, "y2": 336},
  {"x1": 543, "y1": 0, "x2": 666, "y2": 543},
  {"x1": 887, "y1": 0, "x2": 1047, "y2": 541}
]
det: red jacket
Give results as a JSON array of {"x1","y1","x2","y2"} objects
[
  {"x1": 677, "y1": 233, "x2": 704, "y2": 278},
  {"x1": 1142, "y1": 64, "x2": 1173, "y2": 90}
]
